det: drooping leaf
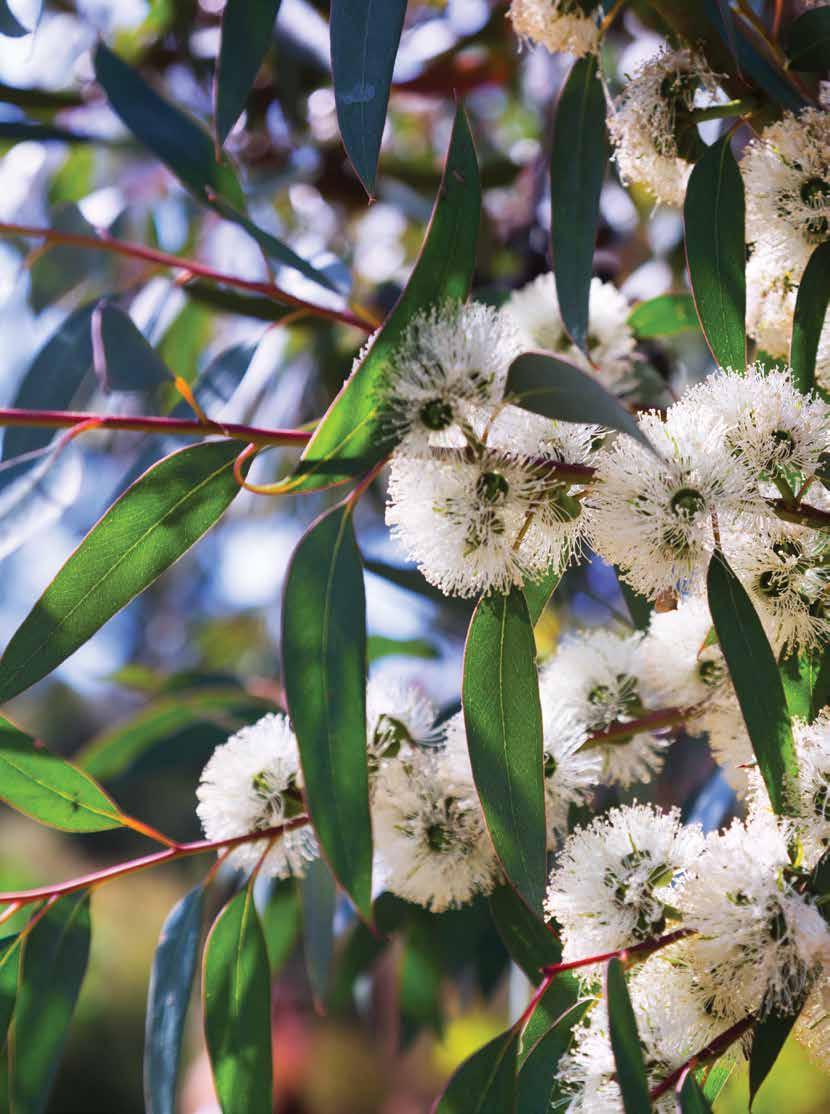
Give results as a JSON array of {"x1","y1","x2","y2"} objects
[
  {"x1": 183, "y1": 280, "x2": 298, "y2": 322},
  {"x1": 707, "y1": 551, "x2": 799, "y2": 816},
  {"x1": 331, "y1": 0, "x2": 407, "y2": 194},
  {"x1": 9, "y1": 892, "x2": 91, "y2": 1114},
  {"x1": 550, "y1": 55, "x2": 607, "y2": 353},
  {"x1": 606, "y1": 958, "x2": 650, "y2": 1114},
  {"x1": 749, "y1": 999, "x2": 805, "y2": 1106},
  {"x1": 215, "y1": 0, "x2": 282, "y2": 146},
  {"x1": 0, "y1": 440, "x2": 248, "y2": 704},
  {"x1": 678, "y1": 1071, "x2": 713, "y2": 1113},
  {"x1": 617, "y1": 574, "x2": 652, "y2": 632},
  {"x1": 367, "y1": 634, "x2": 439, "y2": 662},
  {"x1": 523, "y1": 565, "x2": 561, "y2": 628},
  {"x1": 627, "y1": 293, "x2": 698, "y2": 339},
  {"x1": 0, "y1": 716, "x2": 124, "y2": 833},
  {"x1": 684, "y1": 136, "x2": 746, "y2": 372},
  {"x1": 434, "y1": 1029, "x2": 519, "y2": 1114},
  {"x1": 144, "y1": 885, "x2": 204, "y2": 1114},
  {"x1": 0, "y1": 1, "x2": 28, "y2": 37},
  {"x1": 282, "y1": 503, "x2": 372, "y2": 918},
  {"x1": 93, "y1": 42, "x2": 245, "y2": 209},
  {"x1": 0, "y1": 934, "x2": 21, "y2": 1045},
  {"x1": 285, "y1": 105, "x2": 480, "y2": 493},
  {"x1": 300, "y1": 857, "x2": 337, "y2": 1012},
  {"x1": 203, "y1": 887, "x2": 272, "y2": 1114},
  {"x1": 463, "y1": 588, "x2": 546, "y2": 912},
  {"x1": 506, "y1": 352, "x2": 655, "y2": 453},
  {"x1": 489, "y1": 885, "x2": 560, "y2": 986},
  {"x1": 92, "y1": 302, "x2": 172, "y2": 392},
  {"x1": 779, "y1": 648, "x2": 830, "y2": 724},
  {"x1": 400, "y1": 917, "x2": 444, "y2": 1045},
  {"x1": 261, "y1": 880, "x2": 300, "y2": 974},
  {"x1": 790, "y1": 241, "x2": 830, "y2": 395},
  {"x1": 518, "y1": 988, "x2": 587, "y2": 1114},
  {"x1": 787, "y1": 8, "x2": 830, "y2": 71}
]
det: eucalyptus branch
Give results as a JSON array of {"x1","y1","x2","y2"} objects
[
  {"x1": 0, "y1": 817, "x2": 309, "y2": 908},
  {"x1": 649, "y1": 1014, "x2": 756, "y2": 1101},
  {"x1": 0, "y1": 221, "x2": 374, "y2": 333},
  {"x1": 579, "y1": 706, "x2": 694, "y2": 749},
  {"x1": 541, "y1": 928, "x2": 693, "y2": 979}
]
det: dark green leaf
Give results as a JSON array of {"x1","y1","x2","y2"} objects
[
  {"x1": 707, "y1": 551, "x2": 799, "y2": 815},
  {"x1": 0, "y1": 2, "x2": 28, "y2": 37},
  {"x1": 678, "y1": 1071, "x2": 713, "y2": 1113},
  {"x1": 523, "y1": 565, "x2": 561, "y2": 628},
  {"x1": 0, "y1": 716, "x2": 124, "y2": 832},
  {"x1": 684, "y1": 136, "x2": 746, "y2": 372},
  {"x1": 749, "y1": 1000, "x2": 804, "y2": 1106},
  {"x1": 93, "y1": 42, "x2": 244, "y2": 208},
  {"x1": 400, "y1": 918, "x2": 443, "y2": 1045},
  {"x1": 0, "y1": 440, "x2": 248, "y2": 704},
  {"x1": 0, "y1": 934, "x2": 21, "y2": 1045},
  {"x1": 262, "y1": 880, "x2": 300, "y2": 974},
  {"x1": 203, "y1": 888, "x2": 272, "y2": 1114},
  {"x1": 331, "y1": 0, "x2": 407, "y2": 194},
  {"x1": 282, "y1": 503, "x2": 372, "y2": 918},
  {"x1": 144, "y1": 886, "x2": 204, "y2": 1114},
  {"x1": 93, "y1": 303, "x2": 171, "y2": 392},
  {"x1": 790, "y1": 241, "x2": 830, "y2": 395},
  {"x1": 215, "y1": 0, "x2": 282, "y2": 146},
  {"x1": 367, "y1": 634, "x2": 439, "y2": 662},
  {"x1": 787, "y1": 8, "x2": 830, "y2": 70},
  {"x1": 286, "y1": 105, "x2": 480, "y2": 492},
  {"x1": 489, "y1": 885, "x2": 561, "y2": 984},
  {"x1": 28, "y1": 206, "x2": 107, "y2": 315},
  {"x1": 550, "y1": 55, "x2": 607, "y2": 353},
  {"x1": 606, "y1": 958, "x2": 650, "y2": 1114},
  {"x1": 506, "y1": 352, "x2": 655, "y2": 453},
  {"x1": 9, "y1": 892, "x2": 91, "y2": 1114},
  {"x1": 627, "y1": 293, "x2": 698, "y2": 339},
  {"x1": 518, "y1": 994, "x2": 587, "y2": 1114},
  {"x1": 300, "y1": 858, "x2": 337, "y2": 1011},
  {"x1": 434, "y1": 1029, "x2": 519, "y2": 1114},
  {"x1": 463, "y1": 588, "x2": 546, "y2": 912},
  {"x1": 183, "y1": 280, "x2": 297, "y2": 322}
]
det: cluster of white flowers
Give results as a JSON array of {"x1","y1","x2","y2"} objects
[{"x1": 508, "y1": 0, "x2": 601, "y2": 59}]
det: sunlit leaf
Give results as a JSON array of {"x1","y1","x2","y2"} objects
[
  {"x1": 627, "y1": 293, "x2": 698, "y2": 339},
  {"x1": 523, "y1": 565, "x2": 561, "y2": 628},
  {"x1": 215, "y1": 0, "x2": 282, "y2": 146}
]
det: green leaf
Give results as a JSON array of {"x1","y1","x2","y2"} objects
[
  {"x1": 400, "y1": 918, "x2": 444, "y2": 1045},
  {"x1": 463, "y1": 588, "x2": 546, "y2": 912},
  {"x1": 286, "y1": 105, "x2": 480, "y2": 492},
  {"x1": 262, "y1": 880, "x2": 300, "y2": 974},
  {"x1": 203, "y1": 887, "x2": 272, "y2": 1114},
  {"x1": 523, "y1": 565, "x2": 561, "y2": 628},
  {"x1": 0, "y1": 440, "x2": 248, "y2": 704},
  {"x1": 550, "y1": 56, "x2": 607, "y2": 353},
  {"x1": 0, "y1": 934, "x2": 21, "y2": 1045},
  {"x1": 144, "y1": 885, "x2": 204, "y2": 1114},
  {"x1": 0, "y1": 716, "x2": 124, "y2": 833},
  {"x1": 606, "y1": 958, "x2": 651, "y2": 1114},
  {"x1": 678, "y1": 1071, "x2": 713, "y2": 1113},
  {"x1": 77, "y1": 689, "x2": 273, "y2": 781},
  {"x1": 518, "y1": 992, "x2": 587, "y2": 1113},
  {"x1": 93, "y1": 302, "x2": 172, "y2": 392},
  {"x1": 701, "y1": 1061, "x2": 735, "y2": 1104},
  {"x1": 283, "y1": 504, "x2": 371, "y2": 917},
  {"x1": 183, "y1": 280, "x2": 298, "y2": 322},
  {"x1": 93, "y1": 42, "x2": 244, "y2": 209},
  {"x1": 749, "y1": 1001, "x2": 804, "y2": 1106},
  {"x1": 779, "y1": 648, "x2": 830, "y2": 725},
  {"x1": 684, "y1": 136, "x2": 746, "y2": 372},
  {"x1": 331, "y1": 0, "x2": 407, "y2": 194},
  {"x1": 367, "y1": 634, "x2": 439, "y2": 662},
  {"x1": 300, "y1": 858, "x2": 337, "y2": 1012},
  {"x1": 9, "y1": 892, "x2": 91, "y2": 1114},
  {"x1": 434, "y1": 1029, "x2": 519, "y2": 1114},
  {"x1": 617, "y1": 575, "x2": 652, "y2": 632},
  {"x1": 489, "y1": 885, "x2": 561, "y2": 984},
  {"x1": 215, "y1": 0, "x2": 282, "y2": 146},
  {"x1": 506, "y1": 352, "x2": 655, "y2": 454},
  {"x1": 707, "y1": 550, "x2": 799, "y2": 816},
  {"x1": 790, "y1": 241, "x2": 830, "y2": 395},
  {"x1": 0, "y1": 2, "x2": 28, "y2": 37},
  {"x1": 627, "y1": 293, "x2": 698, "y2": 339},
  {"x1": 787, "y1": 8, "x2": 830, "y2": 70}
]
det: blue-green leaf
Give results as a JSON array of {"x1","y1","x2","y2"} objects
[
  {"x1": 300, "y1": 858, "x2": 337, "y2": 1012},
  {"x1": 93, "y1": 302, "x2": 172, "y2": 392},
  {"x1": 434, "y1": 1029, "x2": 519, "y2": 1114},
  {"x1": 606, "y1": 958, "x2": 650, "y2": 1114},
  {"x1": 215, "y1": 0, "x2": 282, "y2": 146},
  {"x1": 790, "y1": 241, "x2": 830, "y2": 395}
]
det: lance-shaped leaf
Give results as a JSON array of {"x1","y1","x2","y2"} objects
[
  {"x1": 606, "y1": 958, "x2": 650, "y2": 1114},
  {"x1": 627, "y1": 293, "x2": 698, "y2": 339},
  {"x1": 0, "y1": 1, "x2": 28, "y2": 36},
  {"x1": 787, "y1": 8, "x2": 830, "y2": 71},
  {"x1": 92, "y1": 303, "x2": 172, "y2": 392},
  {"x1": 749, "y1": 993, "x2": 806, "y2": 1106},
  {"x1": 286, "y1": 106, "x2": 480, "y2": 493},
  {"x1": 684, "y1": 136, "x2": 746, "y2": 372},
  {"x1": 0, "y1": 716, "x2": 124, "y2": 832},
  {"x1": 518, "y1": 987, "x2": 587, "y2": 1114},
  {"x1": 93, "y1": 43, "x2": 243, "y2": 209},
  {"x1": 215, "y1": 0, "x2": 282, "y2": 147},
  {"x1": 144, "y1": 886, "x2": 204, "y2": 1114},
  {"x1": 331, "y1": 0, "x2": 407, "y2": 195},
  {"x1": 434, "y1": 1029, "x2": 519, "y2": 1114},
  {"x1": 523, "y1": 565, "x2": 561, "y2": 628},
  {"x1": 0, "y1": 934, "x2": 21, "y2": 1045},
  {"x1": 678, "y1": 1072, "x2": 713, "y2": 1113},
  {"x1": 9, "y1": 892, "x2": 91, "y2": 1114},
  {"x1": 489, "y1": 885, "x2": 561, "y2": 983},
  {"x1": 0, "y1": 440, "x2": 247, "y2": 704},
  {"x1": 707, "y1": 551, "x2": 798, "y2": 816},
  {"x1": 551, "y1": 55, "x2": 607, "y2": 353},
  {"x1": 463, "y1": 588, "x2": 546, "y2": 912},
  {"x1": 282, "y1": 503, "x2": 372, "y2": 918},
  {"x1": 203, "y1": 888, "x2": 272, "y2": 1114},
  {"x1": 300, "y1": 857, "x2": 337, "y2": 1012},
  {"x1": 791, "y1": 241, "x2": 830, "y2": 395},
  {"x1": 506, "y1": 352, "x2": 654, "y2": 453}
]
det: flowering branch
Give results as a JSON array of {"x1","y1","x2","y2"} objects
[
  {"x1": 0, "y1": 221, "x2": 374, "y2": 333},
  {"x1": 540, "y1": 927, "x2": 692, "y2": 979},
  {"x1": 580, "y1": 706, "x2": 694, "y2": 749},
  {"x1": 0, "y1": 817, "x2": 309, "y2": 908},
  {"x1": 649, "y1": 1014, "x2": 756, "y2": 1101}
]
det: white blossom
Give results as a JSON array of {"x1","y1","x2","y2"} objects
[
  {"x1": 365, "y1": 675, "x2": 440, "y2": 765},
  {"x1": 542, "y1": 708, "x2": 602, "y2": 843},
  {"x1": 508, "y1": 0, "x2": 600, "y2": 58},
  {"x1": 196, "y1": 713, "x2": 318, "y2": 879},
  {"x1": 795, "y1": 975, "x2": 830, "y2": 1072}
]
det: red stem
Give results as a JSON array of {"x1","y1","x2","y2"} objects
[
  {"x1": 581, "y1": 707, "x2": 694, "y2": 748},
  {"x1": 541, "y1": 928, "x2": 692, "y2": 978},
  {"x1": 0, "y1": 817, "x2": 309, "y2": 907},
  {"x1": 0, "y1": 221, "x2": 373, "y2": 333},
  {"x1": 649, "y1": 1015, "x2": 755, "y2": 1100}
]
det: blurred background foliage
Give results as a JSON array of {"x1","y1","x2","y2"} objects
[{"x1": 0, "y1": 0, "x2": 825, "y2": 1110}]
